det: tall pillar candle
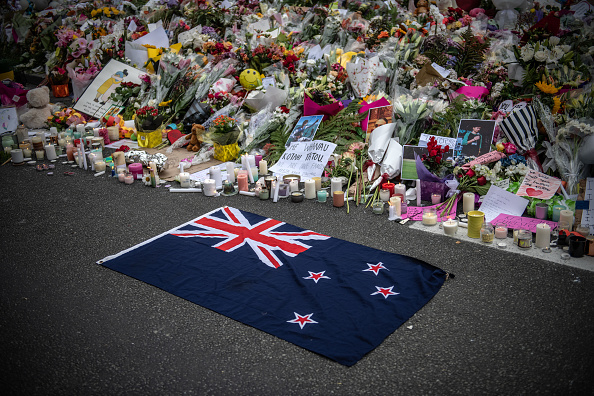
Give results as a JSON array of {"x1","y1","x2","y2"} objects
[
  {"x1": 44, "y1": 144, "x2": 57, "y2": 160},
  {"x1": 259, "y1": 159, "x2": 268, "y2": 175},
  {"x1": 535, "y1": 223, "x2": 551, "y2": 248},
  {"x1": 225, "y1": 162, "x2": 235, "y2": 183},
  {"x1": 237, "y1": 172, "x2": 249, "y2": 192},
  {"x1": 394, "y1": 183, "x2": 406, "y2": 197},
  {"x1": 463, "y1": 192, "x2": 475, "y2": 214},
  {"x1": 247, "y1": 155, "x2": 256, "y2": 168},
  {"x1": 559, "y1": 210, "x2": 574, "y2": 231},
  {"x1": 304, "y1": 179, "x2": 316, "y2": 199},
  {"x1": 209, "y1": 166, "x2": 222, "y2": 189},
  {"x1": 392, "y1": 196, "x2": 402, "y2": 216},
  {"x1": 330, "y1": 178, "x2": 342, "y2": 197},
  {"x1": 255, "y1": 154, "x2": 262, "y2": 167}
]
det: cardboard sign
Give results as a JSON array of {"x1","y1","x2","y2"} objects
[
  {"x1": 270, "y1": 140, "x2": 337, "y2": 180},
  {"x1": 490, "y1": 214, "x2": 558, "y2": 233},
  {"x1": 73, "y1": 59, "x2": 144, "y2": 118},
  {"x1": 516, "y1": 169, "x2": 562, "y2": 200}
]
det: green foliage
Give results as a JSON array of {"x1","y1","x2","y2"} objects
[
  {"x1": 449, "y1": 27, "x2": 490, "y2": 77},
  {"x1": 267, "y1": 125, "x2": 292, "y2": 165},
  {"x1": 421, "y1": 35, "x2": 450, "y2": 67},
  {"x1": 314, "y1": 101, "x2": 367, "y2": 154}
]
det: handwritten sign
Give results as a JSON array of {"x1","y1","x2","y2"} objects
[
  {"x1": 269, "y1": 140, "x2": 336, "y2": 180},
  {"x1": 490, "y1": 214, "x2": 558, "y2": 233},
  {"x1": 571, "y1": 0, "x2": 594, "y2": 19},
  {"x1": 403, "y1": 198, "x2": 459, "y2": 221},
  {"x1": 461, "y1": 150, "x2": 506, "y2": 170},
  {"x1": 479, "y1": 185, "x2": 528, "y2": 222},
  {"x1": 580, "y1": 177, "x2": 594, "y2": 234},
  {"x1": 516, "y1": 169, "x2": 562, "y2": 200},
  {"x1": 419, "y1": 133, "x2": 457, "y2": 151},
  {"x1": 498, "y1": 100, "x2": 514, "y2": 114}
]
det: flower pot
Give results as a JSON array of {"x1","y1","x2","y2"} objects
[{"x1": 51, "y1": 84, "x2": 70, "y2": 98}]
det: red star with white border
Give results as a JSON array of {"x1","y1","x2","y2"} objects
[
  {"x1": 371, "y1": 286, "x2": 399, "y2": 299},
  {"x1": 363, "y1": 262, "x2": 388, "y2": 276},
  {"x1": 303, "y1": 271, "x2": 330, "y2": 283},
  {"x1": 287, "y1": 312, "x2": 318, "y2": 329}
]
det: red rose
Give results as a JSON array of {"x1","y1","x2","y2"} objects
[
  {"x1": 466, "y1": 169, "x2": 475, "y2": 177},
  {"x1": 436, "y1": 156, "x2": 442, "y2": 164},
  {"x1": 477, "y1": 176, "x2": 487, "y2": 185},
  {"x1": 444, "y1": 145, "x2": 450, "y2": 152},
  {"x1": 429, "y1": 149, "x2": 437, "y2": 157}
]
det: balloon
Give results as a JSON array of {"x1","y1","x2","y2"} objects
[{"x1": 239, "y1": 69, "x2": 262, "y2": 90}]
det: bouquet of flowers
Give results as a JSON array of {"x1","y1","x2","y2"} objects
[
  {"x1": 135, "y1": 106, "x2": 163, "y2": 132},
  {"x1": 421, "y1": 136, "x2": 451, "y2": 177},
  {"x1": 49, "y1": 67, "x2": 69, "y2": 85},
  {"x1": 210, "y1": 115, "x2": 240, "y2": 145}
]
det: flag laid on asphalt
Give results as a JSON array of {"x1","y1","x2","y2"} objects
[{"x1": 99, "y1": 207, "x2": 447, "y2": 366}]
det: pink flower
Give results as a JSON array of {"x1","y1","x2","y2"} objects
[{"x1": 503, "y1": 142, "x2": 517, "y2": 155}]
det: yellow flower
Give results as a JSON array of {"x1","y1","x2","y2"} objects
[
  {"x1": 455, "y1": 21, "x2": 463, "y2": 28},
  {"x1": 552, "y1": 96, "x2": 561, "y2": 113},
  {"x1": 535, "y1": 80, "x2": 559, "y2": 94},
  {"x1": 496, "y1": 142, "x2": 505, "y2": 152},
  {"x1": 159, "y1": 100, "x2": 172, "y2": 107}
]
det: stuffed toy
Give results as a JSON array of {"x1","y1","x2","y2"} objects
[
  {"x1": 19, "y1": 86, "x2": 52, "y2": 129},
  {"x1": 186, "y1": 124, "x2": 204, "y2": 152}
]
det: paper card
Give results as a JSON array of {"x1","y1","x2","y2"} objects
[
  {"x1": 571, "y1": 0, "x2": 594, "y2": 19},
  {"x1": 418, "y1": 133, "x2": 456, "y2": 150},
  {"x1": 479, "y1": 185, "x2": 529, "y2": 222},
  {"x1": 431, "y1": 63, "x2": 450, "y2": 78},
  {"x1": 128, "y1": 19, "x2": 138, "y2": 32},
  {"x1": 0, "y1": 107, "x2": 18, "y2": 133},
  {"x1": 498, "y1": 100, "x2": 514, "y2": 114},
  {"x1": 346, "y1": 56, "x2": 380, "y2": 98},
  {"x1": 73, "y1": 59, "x2": 145, "y2": 118},
  {"x1": 516, "y1": 169, "x2": 562, "y2": 200},
  {"x1": 366, "y1": 105, "x2": 393, "y2": 142},
  {"x1": 269, "y1": 140, "x2": 337, "y2": 180},
  {"x1": 454, "y1": 119, "x2": 497, "y2": 158},
  {"x1": 490, "y1": 214, "x2": 558, "y2": 233},
  {"x1": 104, "y1": 139, "x2": 139, "y2": 149},
  {"x1": 403, "y1": 197, "x2": 459, "y2": 221},
  {"x1": 134, "y1": 26, "x2": 169, "y2": 49},
  {"x1": 285, "y1": 115, "x2": 324, "y2": 148},
  {"x1": 493, "y1": 178, "x2": 510, "y2": 190},
  {"x1": 359, "y1": 98, "x2": 391, "y2": 132}
]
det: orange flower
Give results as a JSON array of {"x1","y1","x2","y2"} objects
[{"x1": 378, "y1": 31, "x2": 390, "y2": 39}]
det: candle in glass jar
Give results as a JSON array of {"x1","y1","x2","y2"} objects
[
  {"x1": 330, "y1": 178, "x2": 342, "y2": 196},
  {"x1": 559, "y1": 210, "x2": 574, "y2": 231},
  {"x1": 22, "y1": 147, "x2": 32, "y2": 158},
  {"x1": 179, "y1": 172, "x2": 191, "y2": 188},
  {"x1": 379, "y1": 188, "x2": 390, "y2": 202},
  {"x1": 203, "y1": 179, "x2": 216, "y2": 196},
  {"x1": 251, "y1": 166, "x2": 259, "y2": 182},
  {"x1": 494, "y1": 224, "x2": 508, "y2": 239},
  {"x1": 35, "y1": 150, "x2": 44, "y2": 160},
  {"x1": 289, "y1": 179, "x2": 299, "y2": 192},
  {"x1": 333, "y1": 191, "x2": 345, "y2": 207},
  {"x1": 431, "y1": 193, "x2": 441, "y2": 205},
  {"x1": 312, "y1": 177, "x2": 321, "y2": 191},
  {"x1": 124, "y1": 173, "x2": 134, "y2": 184},
  {"x1": 422, "y1": 208, "x2": 437, "y2": 226},
  {"x1": 552, "y1": 205, "x2": 564, "y2": 222},
  {"x1": 535, "y1": 223, "x2": 551, "y2": 248},
  {"x1": 94, "y1": 161, "x2": 106, "y2": 172},
  {"x1": 443, "y1": 219, "x2": 458, "y2": 236},
  {"x1": 304, "y1": 179, "x2": 316, "y2": 199},
  {"x1": 463, "y1": 192, "x2": 475, "y2": 214}
]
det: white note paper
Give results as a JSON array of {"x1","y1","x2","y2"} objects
[{"x1": 479, "y1": 185, "x2": 529, "y2": 223}]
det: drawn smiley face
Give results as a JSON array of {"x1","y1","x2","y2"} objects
[{"x1": 239, "y1": 69, "x2": 262, "y2": 90}]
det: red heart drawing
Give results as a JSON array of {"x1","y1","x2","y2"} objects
[{"x1": 526, "y1": 187, "x2": 543, "y2": 197}]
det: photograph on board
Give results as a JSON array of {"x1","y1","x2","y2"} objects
[
  {"x1": 285, "y1": 115, "x2": 324, "y2": 147},
  {"x1": 454, "y1": 119, "x2": 497, "y2": 158}
]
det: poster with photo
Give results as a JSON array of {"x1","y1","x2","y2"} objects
[
  {"x1": 285, "y1": 115, "x2": 324, "y2": 147},
  {"x1": 401, "y1": 145, "x2": 454, "y2": 180},
  {"x1": 366, "y1": 105, "x2": 393, "y2": 142},
  {"x1": 73, "y1": 59, "x2": 144, "y2": 118},
  {"x1": 454, "y1": 119, "x2": 497, "y2": 158}
]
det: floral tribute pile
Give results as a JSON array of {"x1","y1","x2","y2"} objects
[{"x1": 1, "y1": 0, "x2": 593, "y2": 222}]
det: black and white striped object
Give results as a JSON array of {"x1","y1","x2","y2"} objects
[{"x1": 499, "y1": 105, "x2": 539, "y2": 152}]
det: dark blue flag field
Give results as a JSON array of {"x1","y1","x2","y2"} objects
[{"x1": 99, "y1": 207, "x2": 447, "y2": 366}]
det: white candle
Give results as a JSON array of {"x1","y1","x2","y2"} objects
[
  {"x1": 331, "y1": 177, "x2": 342, "y2": 197},
  {"x1": 94, "y1": 161, "x2": 106, "y2": 172},
  {"x1": 245, "y1": 158, "x2": 254, "y2": 183},
  {"x1": 225, "y1": 162, "x2": 235, "y2": 183},
  {"x1": 422, "y1": 212, "x2": 437, "y2": 226},
  {"x1": 559, "y1": 210, "x2": 574, "y2": 231},
  {"x1": 179, "y1": 172, "x2": 191, "y2": 188},
  {"x1": 10, "y1": 149, "x2": 24, "y2": 163},
  {"x1": 76, "y1": 124, "x2": 85, "y2": 133},
  {"x1": 203, "y1": 179, "x2": 216, "y2": 196},
  {"x1": 389, "y1": 203, "x2": 395, "y2": 219},
  {"x1": 23, "y1": 148, "x2": 32, "y2": 158},
  {"x1": 58, "y1": 138, "x2": 66, "y2": 147},
  {"x1": 394, "y1": 196, "x2": 402, "y2": 216},
  {"x1": 463, "y1": 192, "x2": 475, "y2": 214},
  {"x1": 259, "y1": 159, "x2": 268, "y2": 175},
  {"x1": 304, "y1": 179, "x2": 316, "y2": 199},
  {"x1": 289, "y1": 179, "x2": 299, "y2": 192},
  {"x1": 312, "y1": 177, "x2": 322, "y2": 191},
  {"x1": 443, "y1": 219, "x2": 458, "y2": 236},
  {"x1": 44, "y1": 144, "x2": 57, "y2": 160},
  {"x1": 248, "y1": 155, "x2": 256, "y2": 168},
  {"x1": 535, "y1": 223, "x2": 551, "y2": 248},
  {"x1": 379, "y1": 189, "x2": 390, "y2": 202},
  {"x1": 210, "y1": 165, "x2": 223, "y2": 189},
  {"x1": 35, "y1": 150, "x2": 44, "y2": 160},
  {"x1": 416, "y1": 179, "x2": 421, "y2": 206},
  {"x1": 250, "y1": 166, "x2": 259, "y2": 182},
  {"x1": 394, "y1": 183, "x2": 406, "y2": 197},
  {"x1": 494, "y1": 225, "x2": 507, "y2": 239}
]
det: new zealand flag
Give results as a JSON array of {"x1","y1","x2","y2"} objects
[{"x1": 99, "y1": 207, "x2": 447, "y2": 366}]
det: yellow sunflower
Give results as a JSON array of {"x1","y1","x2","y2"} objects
[{"x1": 535, "y1": 80, "x2": 560, "y2": 94}]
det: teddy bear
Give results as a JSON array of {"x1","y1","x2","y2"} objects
[
  {"x1": 413, "y1": 0, "x2": 429, "y2": 16},
  {"x1": 186, "y1": 123, "x2": 204, "y2": 152},
  {"x1": 19, "y1": 86, "x2": 53, "y2": 130}
]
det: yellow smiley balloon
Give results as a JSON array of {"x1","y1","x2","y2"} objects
[{"x1": 239, "y1": 69, "x2": 262, "y2": 90}]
